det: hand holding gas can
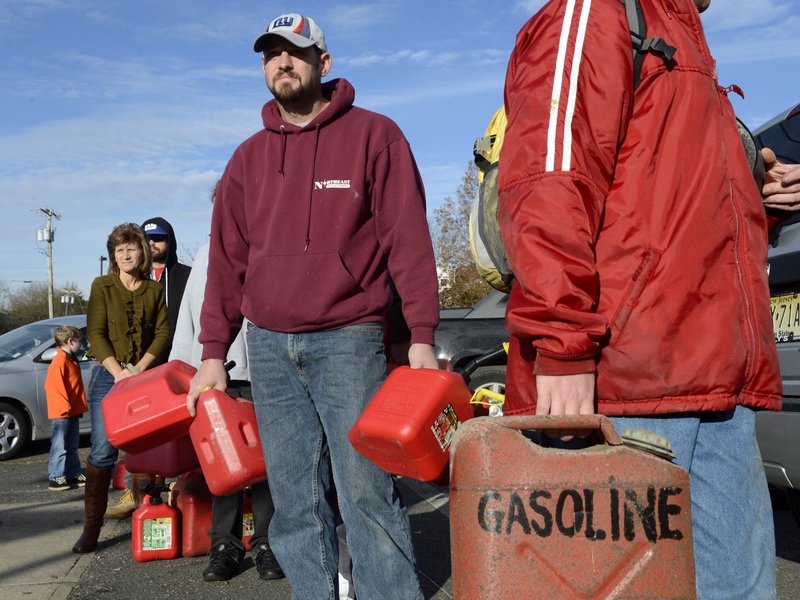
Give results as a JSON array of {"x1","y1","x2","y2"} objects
[
  {"x1": 186, "y1": 358, "x2": 228, "y2": 417},
  {"x1": 535, "y1": 373, "x2": 597, "y2": 441}
]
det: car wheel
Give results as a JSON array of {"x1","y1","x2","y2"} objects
[
  {"x1": 0, "y1": 402, "x2": 30, "y2": 461},
  {"x1": 467, "y1": 366, "x2": 507, "y2": 417},
  {"x1": 788, "y1": 489, "x2": 800, "y2": 528},
  {"x1": 468, "y1": 366, "x2": 507, "y2": 395}
]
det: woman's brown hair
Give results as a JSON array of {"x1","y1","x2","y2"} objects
[{"x1": 105, "y1": 223, "x2": 153, "y2": 279}]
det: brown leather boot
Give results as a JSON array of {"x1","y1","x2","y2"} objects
[
  {"x1": 73, "y1": 464, "x2": 112, "y2": 553},
  {"x1": 133, "y1": 473, "x2": 156, "y2": 509}
]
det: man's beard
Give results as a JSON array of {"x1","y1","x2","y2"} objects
[
  {"x1": 269, "y1": 75, "x2": 306, "y2": 104},
  {"x1": 151, "y1": 247, "x2": 167, "y2": 263}
]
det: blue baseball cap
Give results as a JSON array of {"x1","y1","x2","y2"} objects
[{"x1": 143, "y1": 222, "x2": 168, "y2": 237}]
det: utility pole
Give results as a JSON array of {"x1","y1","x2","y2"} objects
[
  {"x1": 35, "y1": 208, "x2": 61, "y2": 319},
  {"x1": 99, "y1": 255, "x2": 107, "y2": 276}
]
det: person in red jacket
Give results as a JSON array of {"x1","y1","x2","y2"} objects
[
  {"x1": 498, "y1": 1, "x2": 800, "y2": 598},
  {"x1": 186, "y1": 13, "x2": 439, "y2": 600},
  {"x1": 45, "y1": 325, "x2": 88, "y2": 491}
]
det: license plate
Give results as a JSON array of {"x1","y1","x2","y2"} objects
[{"x1": 771, "y1": 292, "x2": 800, "y2": 343}]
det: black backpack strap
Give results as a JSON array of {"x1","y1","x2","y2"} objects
[{"x1": 622, "y1": 0, "x2": 677, "y2": 89}]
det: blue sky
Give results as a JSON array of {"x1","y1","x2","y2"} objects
[{"x1": 1, "y1": 0, "x2": 799, "y2": 301}]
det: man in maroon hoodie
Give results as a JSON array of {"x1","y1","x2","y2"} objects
[{"x1": 187, "y1": 13, "x2": 439, "y2": 600}]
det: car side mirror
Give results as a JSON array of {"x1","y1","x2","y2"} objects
[{"x1": 39, "y1": 347, "x2": 57, "y2": 363}]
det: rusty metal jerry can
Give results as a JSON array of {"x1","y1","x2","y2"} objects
[{"x1": 450, "y1": 415, "x2": 696, "y2": 599}]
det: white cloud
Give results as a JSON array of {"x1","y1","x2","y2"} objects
[
  {"x1": 322, "y1": 2, "x2": 398, "y2": 31},
  {"x1": 514, "y1": 0, "x2": 548, "y2": 17},
  {"x1": 702, "y1": 0, "x2": 794, "y2": 31},
  {"x1": 339, "y1": 47, "x2": 509, "y2": 70},
  {"x1": 705, "y1": 15, "x2": 800, "y2": 64},
  {"x1": 0, "y1": 102, "x2": 257, "y2": 177}
]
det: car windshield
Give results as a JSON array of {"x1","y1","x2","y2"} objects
[
  {"x1": 0, "y1": 323, "x2": 58, "y2": 361},
  {"x1": 0, "y1": 322, "x2": 88, "y2": 362}
]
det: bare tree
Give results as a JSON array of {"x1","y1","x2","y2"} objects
[
  {"x1": 57, "y1": 281, "x2": 87, "y2": 316},
  {"x1": 0, "y1": 279, "x2": 10, "y2": 311},
  {"x1": 431, "y1": 161, "x2": 492, "y2": 308},
  {"x1": 0, "y1": 281, "x2": 87, "y2": 332},
  {"x1": 5, "y1": 282, "x2": 52, "y2": 325}
]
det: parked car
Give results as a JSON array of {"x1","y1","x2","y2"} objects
[
  {"x1": 434, "y1": 289, "x2": 508, "y2": 394},
  {"x1": 756, "y1": 101, "x2": 800, "y2": 522},
  {"x1": 753, "y1": 102, "x2": 800, "y2": 165},
  {"x1": 0, "y1": 315, "x2": 93, "y2": 460}
]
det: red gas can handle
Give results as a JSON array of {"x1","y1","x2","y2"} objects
[{"x1": 492, "y1": 414, "x2": 623, "y2": 446}]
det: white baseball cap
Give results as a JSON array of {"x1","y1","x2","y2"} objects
[{"x1": 254, "y1": 14, "x2": 327, "y2": 54}]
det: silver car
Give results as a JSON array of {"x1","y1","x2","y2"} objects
[
  {"x1": 0, "y1": 315, "x2": 94, "y2": 460},
  {"x1": 755, "y1": 101, "x2": 800, "y2": 522}
]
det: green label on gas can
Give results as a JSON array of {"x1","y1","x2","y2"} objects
[{"x1": 142, "y1": 517, "x2": 174, "y2": 551}]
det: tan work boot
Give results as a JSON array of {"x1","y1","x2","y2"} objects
[{"x1": 105, "y1": 488, "x2": 135, "y2": 519}]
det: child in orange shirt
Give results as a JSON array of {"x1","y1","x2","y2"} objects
[{"x1": 45, "y1": 325, "x2": 89, "y2": 490}]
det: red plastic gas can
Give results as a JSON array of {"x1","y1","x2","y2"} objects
[
  {"x1": 112, "y1": 460, "x2": 127, "y2": 490},
  {"x1": 102, "y1": 360, "x2": 196, "y2": 454},
  {"x1": 241, "y1": 491, "x2": 254, "y2": 551},
  {"x1": 172, "y1": 469, "x2": 213, "y2": 557},
  {"x1": 450, "y1": 415, "x2": 696, "y2": 599},
  {"x1": 124, "y1": 435, "x2": 200, "y2": 478},
  {"x1": 349, "y1": 367, "x2": 473, "y2": 482},
  {"x1": 189, "y1": 389, "x2": 267, "y2": 496},
  {"x1": 132, "y1": 484, "x2": 181, "y2": 562},
  {"x1": 172, "y1": 470, "x2": 255, "y2": 556}
]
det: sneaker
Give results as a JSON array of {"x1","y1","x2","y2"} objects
[
  {"x1": 67, "y1": 473, "x2": 86, "y2": 488},
  {"x1": 105, "y1": 488, "x2": 135, "y2": 519},
  {"x1": 203, "y1": 544, "x2": 243, "y2": 582},
  {"x1": 252, "y1": 543, "x2": 285, "y2": 580},
  {"x1": 48, "y1": 476, "x2": 70, "y2": 491}
]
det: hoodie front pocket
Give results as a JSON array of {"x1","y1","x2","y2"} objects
[{"x1": 242, "y1": 252, "x2": 369, "y2": 330}]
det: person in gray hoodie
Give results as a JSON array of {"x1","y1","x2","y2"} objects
[{"x1": 170, "y1": 240, "x2": 283, "y2": 582}]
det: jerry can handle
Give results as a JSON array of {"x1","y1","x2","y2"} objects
[{"x1": 492, "y1": 414, "x2": 623, "y2": 446}]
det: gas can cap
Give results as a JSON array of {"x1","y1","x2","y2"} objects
[{"x1": 621, "y1": 428, "x2": 676, "y2": 461}]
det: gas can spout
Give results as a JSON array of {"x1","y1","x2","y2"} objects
[
  {"x1": 138, "y1": 482, "x2": 171, "y2": 505},
  {"x1": 457, "y1": 346, "x2": 508, "y2": 382}
]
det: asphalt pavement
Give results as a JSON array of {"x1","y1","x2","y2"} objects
[
  {"x1": 3, "y1": 438, "x2": 800, "y2": 599},
  {"x1": 0, "y1": 440, "x2": 452, "y2": 600}
]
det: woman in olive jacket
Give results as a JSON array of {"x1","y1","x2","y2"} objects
[{"x1": 73, "y1": 223, "x2": 169, "y2": 553}]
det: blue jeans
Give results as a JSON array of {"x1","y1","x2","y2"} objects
[
  {"x1": 48, "y1": 416, "x2": 82, "y2": 479},
  {"x1": 247, "y1": 323, "x2": 422, "y2": 600},
  {"x1": 610, "y1": 406, "x2": 776, "y2": 600},
  {"x1": 86, "y1": 365, "x2": 119, "y2": 471}
]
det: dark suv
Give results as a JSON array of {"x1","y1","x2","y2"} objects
[
  {"x1": 433, "y1": 289, "x2": 508, "y2": 392},
  {"x1": 755, "y1": 102, "x2": 800, "y2": 521}
]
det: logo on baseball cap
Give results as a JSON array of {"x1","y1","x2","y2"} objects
[
  {"x1": 143, "y1": 222, "x2": 168, "y2": 236},
  {"x1": 253, "y1": 14, "x2": 327, "y2": 54}
]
